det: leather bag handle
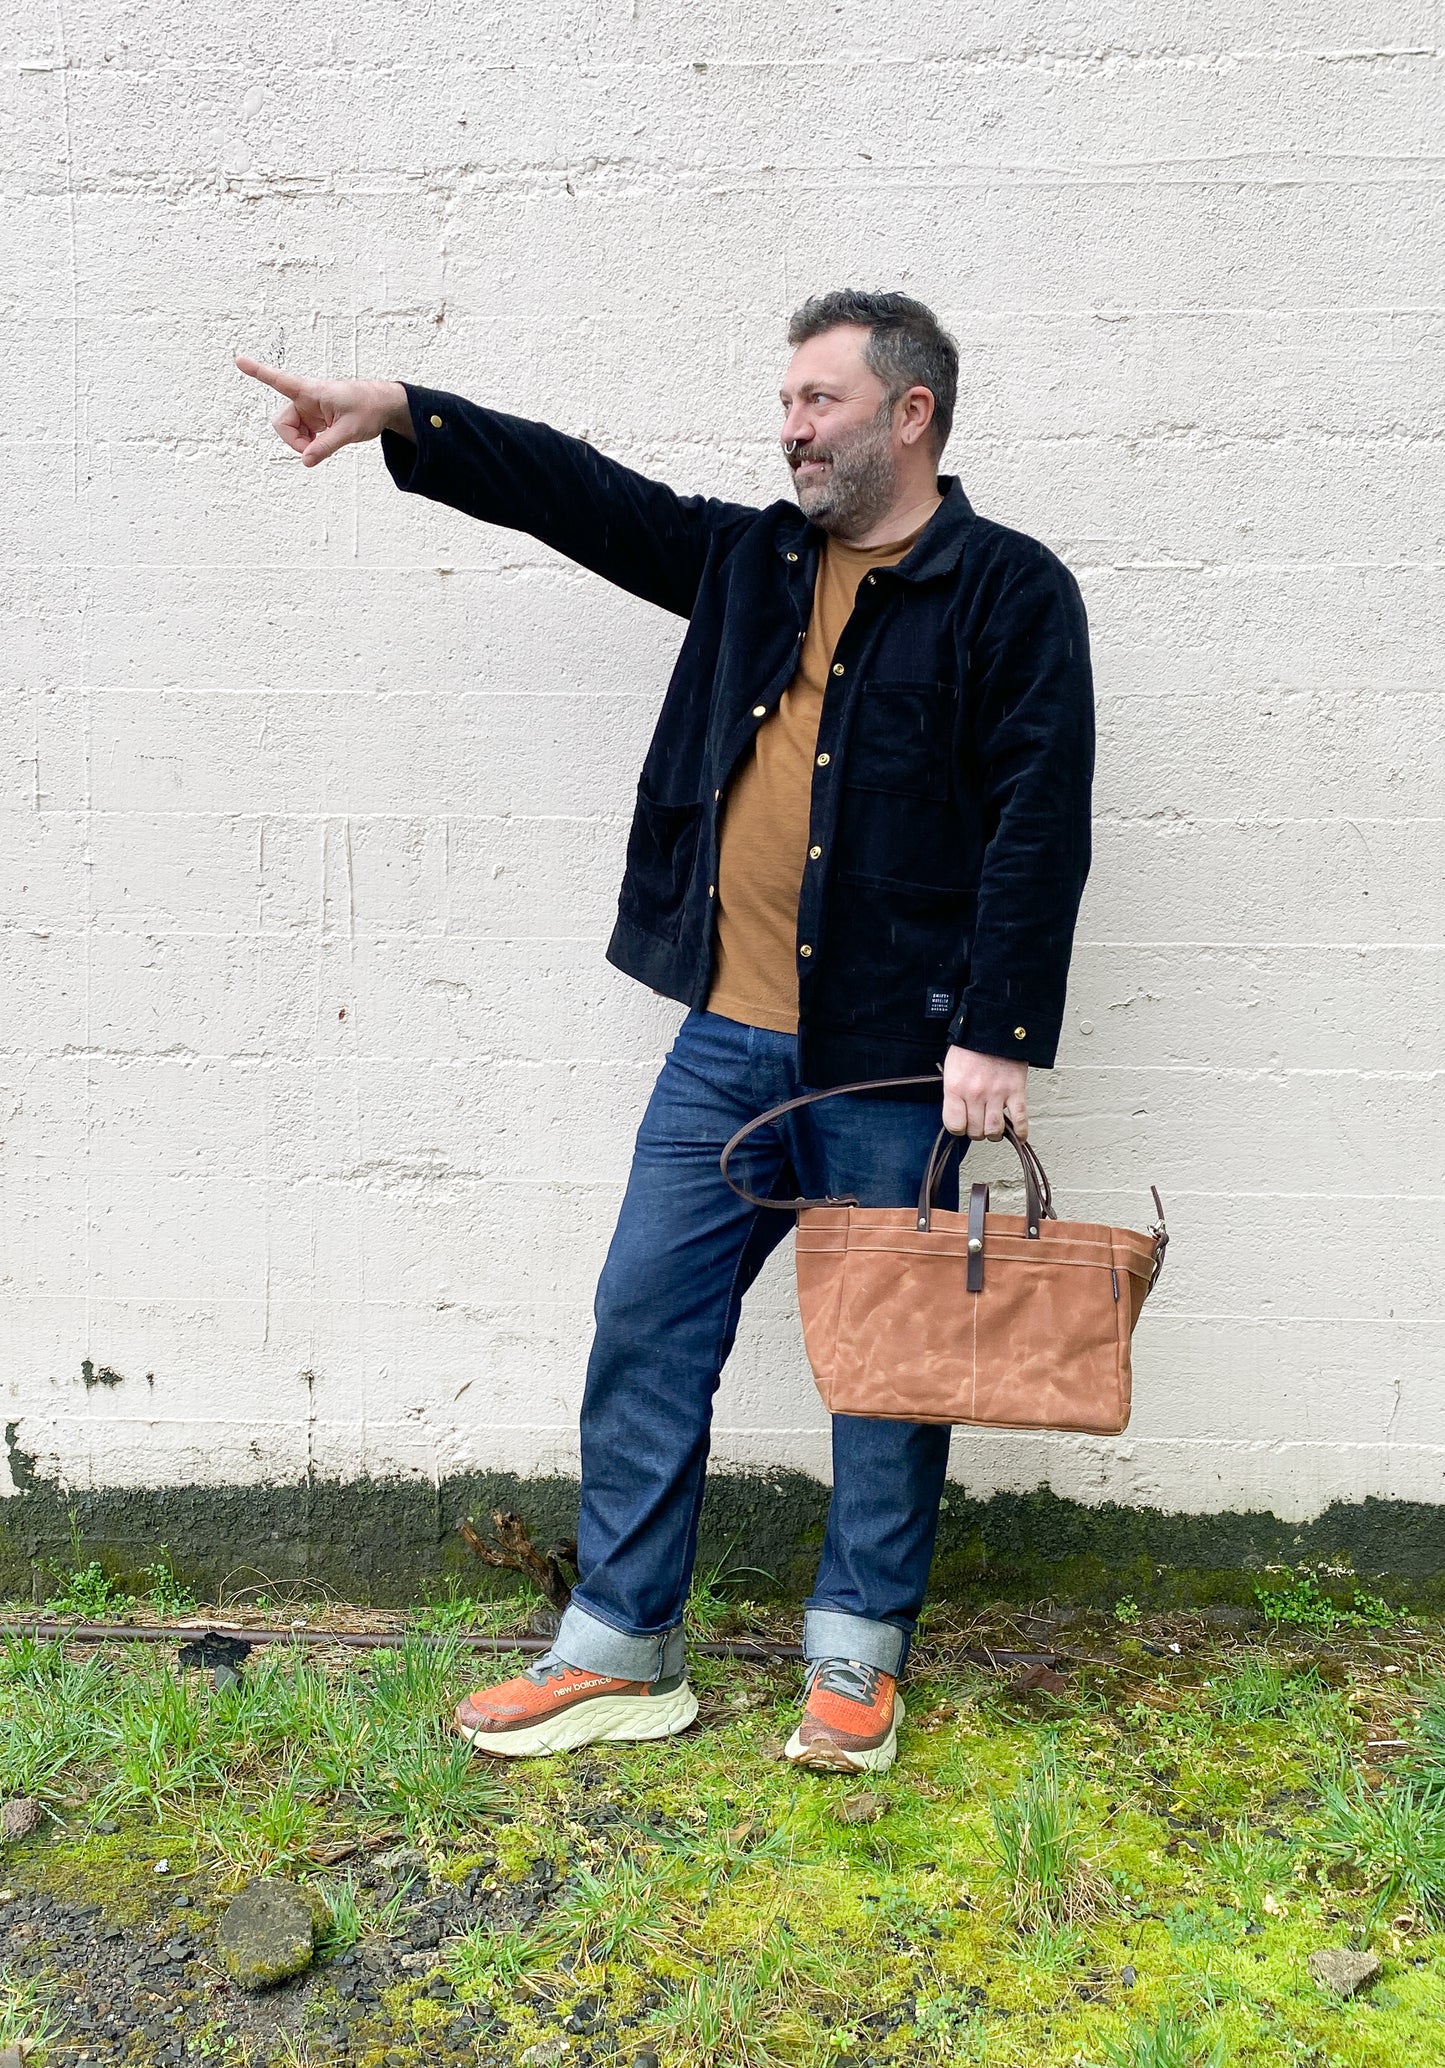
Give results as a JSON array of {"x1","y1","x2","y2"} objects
[{"x1": 916, "y1": 1118, "x2": 1051, "y2": 1237}]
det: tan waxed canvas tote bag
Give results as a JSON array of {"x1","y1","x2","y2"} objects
[{"x1": 720, "y1": 1075, "x2": 1169, "y2": 1436}]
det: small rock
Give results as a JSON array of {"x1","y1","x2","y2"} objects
[
  {"x1": 1198, "y1": 1602, "x2": 1255, "y2": 1628},
  {"x1": 1, "y1": 1799, "x2": 42, "y2": 1841},
  {"x1": 92, "y1": 1818, "x2": 120, "y2": 1836},
  {"x1": 375, "y1": 1845, "x2": 427, "y2": 1881},
  {"x1": 1307, "y1": 1947, "x2": 1382, "y2": 1998},
  {"x1": 520, "y1": 2040, "x2": 569, "y2": 2066},
  {"x1": 0, "y1": 1890, "x2": 16, "y2": 1907},
  {"x1": 0, "y1": 2048, "x2": 23, "y2": 2068},
  {"x1": 1010, "y1": 1663, "x2": 1069, "y2": 1697},
  {"x1": 632, "y1": 2052, "x2": 661, "y2": 2068},
  {"x1": 1120, "y1": 1963, "x2": 1137, "y2": 1987},
  {"x1": 835, "y1": 1791, "x2": 886, "y2": 1825},
  {"x1": 217, "y1": 1879, "x2": 319, "y2": 1991}
]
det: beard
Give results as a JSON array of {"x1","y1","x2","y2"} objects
[{"x1": 787, "y1": 401, "x2": 899, "y2": 538}]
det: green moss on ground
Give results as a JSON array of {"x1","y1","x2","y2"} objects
[
  {"x1": 3, "y1": 1595, "x2": 1445, "y2": 2064},
  {"x1": 14, "y1": 1820, "x2": 201, "y2": 1927}
]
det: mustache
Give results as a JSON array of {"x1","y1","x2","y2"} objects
[{"x1": 784, "y1": 444, "x2": 832, "y2": 470}]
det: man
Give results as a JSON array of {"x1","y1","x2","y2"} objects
[{"x1": 236, "y1": 290, "x2": 1093, "y2": 1773}]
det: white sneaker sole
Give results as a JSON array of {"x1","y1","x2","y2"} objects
[
  {"x1": 457, "y1": 1679, "x2": 699, "y2": 1758},
  {"x1": 783, "y1": 1693, "x2": 904, "y2": 1774}
]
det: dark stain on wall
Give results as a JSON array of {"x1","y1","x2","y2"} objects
[
  {"x1": 4, "y1": 1422, "x2": 40, "y2": 1494},
  {"x1": 80, "y1": 1360, "x2": 128, "y2": 1390},
  {"x1": 2, "y1": 1464, "x2": 1445, "y2": 1609}
]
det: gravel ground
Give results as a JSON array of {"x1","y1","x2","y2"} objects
[{"x1": 0, "y1": 1845, "x2": 624, "y2": 2066}]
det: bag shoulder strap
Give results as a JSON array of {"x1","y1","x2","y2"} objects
[
  {"x1": 718, "y1": 1073, "x2": 942, "y2": 1209},
  {"x1": 718, "y1": 1074, "x2": 1169, "y2": 1294},
  {"x1": 718, "y1": 1073, "x2": 1051, "y2": 1229}
]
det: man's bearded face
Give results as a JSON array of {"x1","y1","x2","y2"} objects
[{"x1": 787, "y1": 396, "x2": 900, "y2": 538}]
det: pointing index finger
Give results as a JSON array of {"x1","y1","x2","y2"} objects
[{"x1": 235, "y1": 354, "x2": 305, "y2": 401}]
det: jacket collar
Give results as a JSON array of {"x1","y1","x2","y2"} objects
[{"x1": 774, "y1": 477, "x2": 976, "y2": 583}]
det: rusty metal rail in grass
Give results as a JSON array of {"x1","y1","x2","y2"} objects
[{"x1": 0, "y1": 1621, "x2": 1064, "y2": 1670}]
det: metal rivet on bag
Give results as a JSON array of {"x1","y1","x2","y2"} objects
[{"x1": 967, "y1": 1238, "x2": 982, "y2": 1253}]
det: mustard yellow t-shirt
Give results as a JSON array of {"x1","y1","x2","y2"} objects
[{"x1": 706, "y1": 526, "x2": 923, "y2": 1033}]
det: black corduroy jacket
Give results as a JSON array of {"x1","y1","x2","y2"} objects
[{"x1": 383, "y1": 384, "x2": 1094, "y2": 1090}]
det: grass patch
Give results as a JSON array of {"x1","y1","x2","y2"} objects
[
  {"x1": 1315, "y1": 1770, "x2": 1445, "y2": 1923},
  {"x1": 4, "y1": 1596, "x2": 1445, "y2": 2064},
  {"x1": 0, "y1": 1976, "x2": 62, "y2": 2053},
  {"x1": 1089, "y1": 2006, "x2": 1227, "y2": 2068},
  {"x1": 988, "y1": 1739, "x2": 1113, "y2": 1929}
]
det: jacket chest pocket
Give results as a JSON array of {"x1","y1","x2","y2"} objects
[{"x1": 845, "y1": 679, "x2": 952, "y2": 801}]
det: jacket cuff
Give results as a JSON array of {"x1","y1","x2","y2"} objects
[
  {"x1": 947, "y1": 988, "x2": 1058, "y2": 1069},
  {"x1": 379, "y1": 383, "x2": 457, "y2": 496}
]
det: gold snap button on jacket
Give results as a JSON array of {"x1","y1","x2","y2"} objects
[
  {"x1": 786, "y1": 551, "x2": 798, "y2": 563},
  {"x1": 799, "y1": 944, "x2": 813, "y2": 958},
  {"x1": 751, "y1": 704, "x2": 766, "y2": 718},
  {"x1": 1014, "y1": 1025, "x2": 1027, "y2": 1040},
  {"x1": 429, "y1": 414, "x2": 443, "y2": 427},
  {"x1": 808, "y1": 844, "x2": 822, "y2": 859},
  {"x1": 707, "y1": 884, "x2": 716, "y2": 897},
  {"x1": 816, "y1": 752, "x2": 830, "y2": 766},
  {"x1": 831, "y1": 662, "x2": 845, "y2": 676}
]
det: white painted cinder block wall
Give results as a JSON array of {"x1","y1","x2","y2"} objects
[{"x1": 4, "y1": 2, "x2": 1442, "y2": 1525}]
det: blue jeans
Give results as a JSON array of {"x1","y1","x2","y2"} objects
[{"x1": 552, "y1": 1008, "x2": 962, "y2": 1683}]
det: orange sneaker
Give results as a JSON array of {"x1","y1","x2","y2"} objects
[
  {"x1": 453, "y1": 1653, "x2": 698, "y2": 1758},
  {"x1": 784, "y1": 1658, "x2": 904, "y2": 1773}
]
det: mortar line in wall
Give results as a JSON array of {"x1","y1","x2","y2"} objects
[
  {"x1": 17, "y1": 1429, "x2": 1445, "y2": 1458},
  {"x1": 28, "y1": 429, "x2": 1445, "y2": 463},
  {"x1": 19, "y1": 556, "x2": 1445, "y2": 576},
  {"x1": 13, "y1": 1051, "x2": 1441, "y2": 1082},
  {"x1": 27, "y1": 686, "x2": 1445, "y2": 702},
  {"x1": 17, "y1": 300, "x2": 1445, "y2": 320},
  {"x1": 30, "y1": 806, "x2": 1445, "y2": 828},
  {"x1": 7, "y1": 927, "x2": 1442, "y2": 952},
  {"x1": 7, "y1": 1307, "x2": 1438, "y2": 1327},
  {"x1": 20, "y1": 166, "x2": 1445, "y2": 200}
]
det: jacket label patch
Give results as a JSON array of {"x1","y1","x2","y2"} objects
[{"x1": 925, "y1": 987, "x2": 954, "y2": 1019}]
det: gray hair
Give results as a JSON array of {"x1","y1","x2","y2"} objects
[{"x1": 787, "y1": 289, "x2": 959, "y2": 455}]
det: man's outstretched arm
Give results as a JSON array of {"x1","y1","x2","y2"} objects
[{"x1": 235, "y1": 356, "x2": 759, "y2": 619}]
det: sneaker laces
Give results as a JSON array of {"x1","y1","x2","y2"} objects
[
  {"x1": 805, "y1": 1657, "x2": 883, "y2": 1707},
  {"x1": 523, "y1": 1654, "x2": 577, "y2": 1688}
]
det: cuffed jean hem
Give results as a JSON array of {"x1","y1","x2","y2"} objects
[
  {"x1": 803, "y1": 1608, "x2": 907, "y2": 1678},
  {"x1": 552, "y1": 1598, "x2": 687, "y2": 1683}
]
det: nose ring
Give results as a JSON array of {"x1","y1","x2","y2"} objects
[{"x1": 783, "y1": 440, "x2": 800, "y2": 456}]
